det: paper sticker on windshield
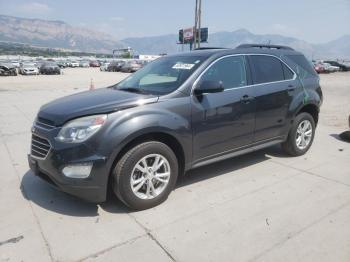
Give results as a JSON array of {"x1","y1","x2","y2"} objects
[{"x1": 172, "y1": 63, "x2": 195, "y2": 70}]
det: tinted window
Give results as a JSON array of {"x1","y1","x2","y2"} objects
[
  {"x1": 286, "y1": 55, "x2": 317, "y2": 79},
  {"x1": 249, "y1": 55, "x2": 284, "y2": 84},
  {"x1": 200, "y1": 56, "x2": 247, "y2": 90},
  {"x1": 282, "y1": 63, "x2": 294, "y2": 80}
]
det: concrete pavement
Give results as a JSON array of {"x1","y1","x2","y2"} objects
[{"x1": 0, "y1": 68, "x2": 349, "y2": 262}]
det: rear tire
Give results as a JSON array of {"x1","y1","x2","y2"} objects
[
  {"x1": 113, "y1": 141, "x2": 178, "y2": 210},
  {"x1": 282, "y1": 112, "x2": 316, "y2": 156}
]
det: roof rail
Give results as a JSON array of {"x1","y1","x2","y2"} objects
[
  {"x1": 236, "y1": 44, "x2": 294, "y2": 51},
  {"x1": 194, "y1": 47, "x2": 228, "y2": 50}
]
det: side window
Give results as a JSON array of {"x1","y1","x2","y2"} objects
[
  {"x1": 200, "y1": 56, "x2": 247, "y2": 90},
  {"x1": 282, "y1": 63, "x2": 295, "y2": 80},
  {"x1": 249, "y1": 55, "x2": 285, "y2": 84}
]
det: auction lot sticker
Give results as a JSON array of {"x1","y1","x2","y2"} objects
[{"x1": 172, "y1": 63, "x2": 195, "y2": 70}]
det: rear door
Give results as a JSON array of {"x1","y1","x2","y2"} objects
[{"x1": 248, "y1": 55, "x2": 296, "y2": 142}]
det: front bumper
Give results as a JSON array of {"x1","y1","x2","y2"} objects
[
  {"x1": 28, "y1": 128, "x2": 110, "y2": 203},
  {"x1": 23, "y1": 70, "x2": 38, "y2": 75},
  {"x1": 41, "y1": 69, "x2": 60, "y2": 74}
]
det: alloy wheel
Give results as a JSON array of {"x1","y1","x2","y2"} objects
[
  {"x1": 130, "y1": 154, "x2": 171, "y2": 200},
  {"x1": 295, "y1": 119, "x2": 313, "y2": 150}
]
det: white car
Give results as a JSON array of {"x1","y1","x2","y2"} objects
[
  {"x1": 70, "y1": 61, "x2": 80, "y2": 67},
  {"x1": 19, "y1": 63, "x2": 39, "y2": 75},
  {"x1": 79, "y1": 61, "x2": 90, "y2": 68},
  {"x1": 323, "y1": 62, "x2": 339, "y2": 72},
  {"x1": 100, "y1": 62, "x2": 110, "y2": 71}
]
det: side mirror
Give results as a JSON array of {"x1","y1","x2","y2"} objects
[{"x1": 194, "y1": 80, "x2": 224, "y2": 95}]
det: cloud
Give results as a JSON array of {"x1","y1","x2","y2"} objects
[
  {"x1": 18, "y1": 2, "x2": 52, "y2": 15},
  {"x1": 110, "y1": 16, "x2": 125, "y2": 22}
]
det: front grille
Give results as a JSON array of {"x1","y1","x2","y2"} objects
[
  {"x1": 35, "y1": 117, "x2": 55, "y2": 130},
  {"x1": 31, "y1": 134, "x2": 51, "y2": 159}
]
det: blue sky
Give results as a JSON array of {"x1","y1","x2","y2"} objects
[{"x1": 0, "y1": 0, "x2": 349, "y2": 43}]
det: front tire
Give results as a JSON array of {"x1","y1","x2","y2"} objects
[
  {"x1": 113, "y1": 141, "x2": 178, "y2": 210},
  {"x1": 282, "y1": 112, "x2": 316, "y2": 156}
]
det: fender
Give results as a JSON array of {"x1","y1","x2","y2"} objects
[
  {"x1": 289, "y1": 87, "x2": 321, "y2": 118},
  {"x1": 97, "y1": 97, "x2": 193, "y2": 173}
]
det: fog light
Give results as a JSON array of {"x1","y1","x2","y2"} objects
[{"x1": 62, "y1": 163, "x2": 93, "y2": 178}]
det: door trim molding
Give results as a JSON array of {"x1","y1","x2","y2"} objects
[{"x1": 191, "y1": 136, "x2": 285, "y2": 169}]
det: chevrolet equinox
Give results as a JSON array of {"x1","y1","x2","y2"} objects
[{"x1": 28, "y1": 44, "x2": 323, "y2": 210}]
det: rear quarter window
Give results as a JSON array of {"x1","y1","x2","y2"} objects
[{"x1": 285, "y1": 55, "x2": 317, "y2": 79}]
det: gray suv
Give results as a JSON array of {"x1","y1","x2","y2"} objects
[{"x1": 29, "y1": 44, "x2": 322, "y2": 210}]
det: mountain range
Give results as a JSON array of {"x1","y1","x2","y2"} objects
[{"x1": 0, "y1": 14, "x2": 349, "y2": 59}]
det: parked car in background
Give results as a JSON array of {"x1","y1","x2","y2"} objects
[
  {"x1": 120, "y1": 60, "x2": 143, "y2": 73},
  {"x1": 57, "y1": 61, "x2": 68, "y2": 68},
  {"x1": 79, "y1": 61, "x2": 90, "y2": 68},
  {"x1": 19, "y1": 63, "x2": 39, "y2": 75},
  {"x1": 0, "y1": 64, "x2": 17, "y2": 76},
  {"x1": 89, "y1": 60, "x2": 100, "y2": 67},
  {"x1": 35, "y1": 60, "x2": 45, "y2": 69},
  {"x1": 70, "y1": 61, "x2": 80, "y2": 68},
  {"x1": 107, "y1": 61, "x2": 125, "y2": 72},
  {"x1": 314, "y1": 63, "x2": 326, "y2": 74},
  {"x1": 324, "y1": 61, "x2": 350, "y2": 72},
  {"x1": 11, "y1": 61, "x2": 20, "y2": 68},
  {"x1": 39, "y1": 62, "x2": 61, "y2": 75},
  {"x1": 100, "y1": 62, "x2": 110, "y2": 71},
  {"x1": 323, "y1": 62, "x2": 339, "y2": 73}
]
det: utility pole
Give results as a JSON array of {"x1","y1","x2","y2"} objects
[
  {"x1": 193, "y1": 0, "x2": 198, "y2": 50},
  {"x1": 193, "y1": 0, "x2": 202, "y2": 50},
  {"x1": 198, "y1": 0, "x2": 202, "y2": 49}
]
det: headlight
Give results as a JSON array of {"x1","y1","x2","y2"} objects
[{"x1": 55, "y1": 114, "x2": 107, "y2": 143}]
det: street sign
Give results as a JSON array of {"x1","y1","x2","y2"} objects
[
  {"x1": 178, "y1": 27, "x2": 208, "y2": 44},
  {"x1": 183, "y1": 27, "x2": 194, "y2": 41}
]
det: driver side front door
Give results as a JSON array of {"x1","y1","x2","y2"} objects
[{"x1": 191, "y1": 55, "x2": 256, "y2": 165}]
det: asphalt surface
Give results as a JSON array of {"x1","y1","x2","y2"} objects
[{"x1": 0, "y1": 68, "x2": 349, "y2": 262}]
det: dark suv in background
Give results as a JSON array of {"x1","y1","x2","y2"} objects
[{"x1": 29, "y1": 44, "x2": 322, "y2": 210}]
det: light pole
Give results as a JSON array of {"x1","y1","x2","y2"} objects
[{"x1": 198, "y1": 0, "x2": 201, "y2": 48}]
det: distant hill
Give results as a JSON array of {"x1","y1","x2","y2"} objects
[
  {"x1": 123, "y1": 29, "x2": 350, "y2": 59},
  {"x1": 0, "y1": 15, "x2": 349, "y2": 59},
  {"x1": 0, "y1": 15, "x2": 123, "y2": 53}
]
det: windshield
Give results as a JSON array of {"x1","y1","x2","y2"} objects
[
  {"x1": 115, "y1": 55, "x2": 206, "y2": 95},
  {"x1": 23, "y1": 63, "x2": 36, "y2": 67},
  {"x1": 43, "y1": 62, "x2": 58, "y2": 67}
]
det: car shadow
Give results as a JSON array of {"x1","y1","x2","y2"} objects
[
  {"x1": 21, "y1": 146, "x2": 283, "y2": 216},
  {"x1": 330, "y1": 132, "x2": 350, "y2": 143}
]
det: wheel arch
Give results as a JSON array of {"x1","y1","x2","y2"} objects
[
  {"x1": 106, "y1": 130, "x2": 187, "y2": 197},
  {"x1": 295, "y1": 103, "x2": 319, "y2": 125}
]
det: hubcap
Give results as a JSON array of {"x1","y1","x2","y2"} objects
[
  {"x1": 295, "y1": 120, "x2": 313, "y2": 150},
  {"x1": 130, "y1": 154, "x2": 171, "y2": 200}
]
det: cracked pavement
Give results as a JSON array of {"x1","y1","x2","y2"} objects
[{"x1": 0, "y1": 68, "x2": 349, "y2": 262}]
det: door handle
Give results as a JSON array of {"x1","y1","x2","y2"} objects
[{"x1": 240, "y1": 95, "x2": 255, "y2": 104}]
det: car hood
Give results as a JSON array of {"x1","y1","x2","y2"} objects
[{"x1": 38, "y1": 88, "x2": 158, "y2": 126}]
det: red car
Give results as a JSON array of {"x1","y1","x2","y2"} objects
[
  {"x1": 89, "y1": 60, "x2": 100, "y2": 67},
  {"x1": 314, "y1": 63, "x2": 326, "y2": 74}
]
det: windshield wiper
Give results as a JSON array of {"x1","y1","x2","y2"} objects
[{"x1": 118, "y1": 87, "x2": 150, "y2": 94}]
